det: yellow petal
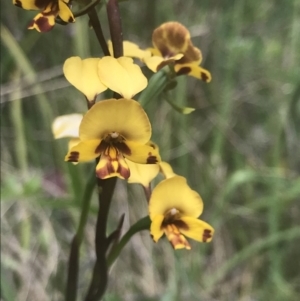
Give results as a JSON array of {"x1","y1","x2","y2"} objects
[
  {"x1": 164, "y1": 224, "x2": 191, "y2": 250},
  {"x1": 63, "y1": 57, "x2": 107, "y2": 101},
  {"x1": 96, "y1": 153, "x2": 130, "y2": 179},
  {"x1": 68, "y1": 138, "x2": 80, "y2": 151},
  {"x1": 126, "y1": 159, "x2": 160, "y2": 187},
  {"x1": 52, "y1": 114, "x2": 83, "y2": 139},
  {"x1": 147, "y1": 47, "x2": 162, "y2": 57},
  {"x1": 79, "y1": 98, "x2": 151, "y2": 144},
  {"x1": 150, "y1": 214, "x2": 165, "y2": 242},
  {"x1": 65, "y1": 139, "x2": 101, "y2": 162},
  {"x1": 149, "y1": 176, "x2": 203, "y2": 220},
  {"x1": 13, "y1": 0, "x2": 53, "y2": 10},
  {"x1": 58, "y1": 0, "x2": 75, "y2": 23},
  {"x1": 144, "y1": 54, "x2": 183, "y2": 72},
  {"x1": 28, "y1": 12, "x2": 56, "y2": 32},
  {"x1": 179, "y1": 216, "x2": 214, "y2": 243},
  {"x1": 174, "y1": 63, "x2": 212, "y2": 83},
  {"x1": 123, "y1": 41, "x2": 152, "y2": 60},
  {"x1": 123, "y1": 141, "x2": 161, "y2": 164},
  {"x1": 143, "y1": 56, "x2": 165, "y2": 73},
  {"x1": 98, "y1": 57, "x2": 148, "y2": 98},
  {"x1": 108, "y1": 40, "x2": 151, "y2": 60},
  {"x1": 159, "y1": 161, "x2": 177, "y2": 179}
]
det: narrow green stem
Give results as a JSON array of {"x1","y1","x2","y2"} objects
[
  {"x1": 88, "y1": 8, "x2": 110, "y2": 56},
  {"x1": 65, "y1": 170, "x2": 96, "y2": 301},
  {"x1": 10, "y1": 72, "x2": 28, "y2": 176},
  {"x1": 74, "y1": 0, "x2": 102, "y2": 18},
  {"x1": 107, "y1": 216, "x2": 151, "y2": 267},
  {"x1": 138, "y1": 68, "x2": 169, "y2": 107}
]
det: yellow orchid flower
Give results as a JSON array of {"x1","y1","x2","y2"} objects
[
  {"x1": 127, "y1": 159, "x2": 177, "y2": 188},
  {"x1": 65, "y1": 99, "x2": 161, "y2": 180},
  {"x1": 13, "y1": 0, "x2": 75, "y2": 32},
  {"x1": 52, "y1": 113, "x2": 82, "y2": 151},
  {"x1": 122, "y1": 22, "x2": 211, "y2": 82},
  {"x1": 149, "y1": 176, "x2": 214, "y2": 250},
  {"x1": 63, "y1": 56, "x2": 148, "y2": 102}
]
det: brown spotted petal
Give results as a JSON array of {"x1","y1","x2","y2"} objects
[
  {"x1": 64, "y1": 139, "x2": 102, "y2": 162},
  {"x1": 177, "y1": 42, "x2": 202, "y2": 65},
  {"x1": 13, "y1": 0, "x2": 49, "y2": 10},
  {"x1": 58, "y1": 0, "x2": 74, "y2": 23},
  {"x1": 179, "y1": 216, "x2": 214, "y2": 243},
  {"x1": 164, "y1": 224, "x2": 191, "y2": 250},
  {"x1": 123, "y1": 141, "x2": 161, "y2": 164},
  {"x1": 96, "y1": 153, "x2": 130, "y2": 180},
  {"x1": 28, "y1": 11, "x2": 56, "y2": 32},
  {"x1": 152, "y1": 22, "x2": 191, "y2": 58},
  {"x1": 174, "y1": 63, "x2": 212, "y2": 83}
]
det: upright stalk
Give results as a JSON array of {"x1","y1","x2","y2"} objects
[{"x1": 84, "y1": 1, "x2": 124, "y2": 300}]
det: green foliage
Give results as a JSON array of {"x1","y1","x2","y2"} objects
[{"x1": 1, "y1": 0, "x2": 300, "y2": 300}]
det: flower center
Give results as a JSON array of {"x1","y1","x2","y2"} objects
[
  {"x1": 169, "y1": 207, "x2": 178, "y2": 215},
  {"x1": 163, "y1": 207, "x2": 180, "y2": 224},
  {"x1": 110, "y1": 131, "x2": 119, "y2": 139},
  {"x1": 96, "y1": 132, "x2": 131, "y2": 158}
]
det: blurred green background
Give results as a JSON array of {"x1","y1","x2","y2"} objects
[{"x1": 1, "y1": 0, "x2": 300, "y2": 300}]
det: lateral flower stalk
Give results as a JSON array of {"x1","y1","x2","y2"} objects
[{"x1": 149, "y1": 176, "x2": 214, "y2": 250}]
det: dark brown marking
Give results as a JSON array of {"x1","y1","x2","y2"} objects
[
  {"x1": 176, "y1": 66, "x2": 191, "y2": 76},
  {"x1": 36, "y1": 0, "x2": 53, "y2": 9},
  {"x1": 117, "y1": 163, "x2": 130, "y2": 179},
  {"x1": 201, "y1": 72, "x2": 209, "y2": 82},
  {"x1": 173, "y1": 219, "x2": 189, "y2": 230},
  {"x1": 14, "y1": 0, "x2": 22, "y2": 8},
  {"x1": 95, "y1": 140, "x2": 108, "y2": 154},
  {"x1": 115, "y1": 141, "x2": 131, "y2": 155},
  {"x1": 34, "y1": 16, "x2": 52, "y2": 32},
  {"x1": 67, "y1": 151, "x2": 79, "y2": 162},
  {"x1": 156, "y1": 59, "x2": 175, "y2": 72},
  {"x1": 146, "y1": 155, "x2": 158, "y2": 164},
  {"x1": 202, "y1": 229, "x2": 212, "y2": 242},
  {"x1": 96, "y1": 156, "x2": 115, "y2": 179}
]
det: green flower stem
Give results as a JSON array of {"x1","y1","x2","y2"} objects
[
  {"x1": 106, "y1": 0, "x2": 123, "y2": 58},
  {"x1": 163, "y1": 91, "x2": 195, "y2": 115},
  {"x1": 74, "y1": 0, "x2": 102, "y2": 18},
  {"x1": 138, "y1": 68, "x2": 169, "y2": 107},
  {"x1": 107, "y1": 216, "x2": 151, "y2": 267},
  {"x1": 65, "y1": 169, "x2": 96, "y2": 301},
  {"x1": 10, "y1": 71, "x2": 28, "y2": 176},
  {"x1": 88, "y1": 8, "x2": 110, "y2": 56}
]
